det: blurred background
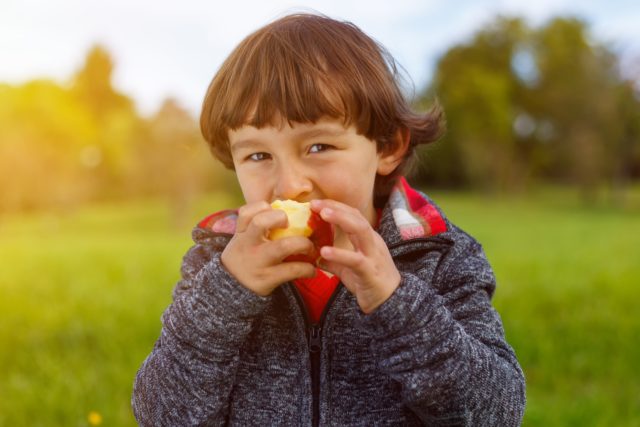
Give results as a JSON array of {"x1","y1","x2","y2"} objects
[{"x1": 1, "y1": 0, "x2": 639, "y2": 425}]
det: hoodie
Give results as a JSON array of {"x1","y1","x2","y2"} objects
[{"x1": 132, "y1": 177, "x2": 526, "y2": 426}]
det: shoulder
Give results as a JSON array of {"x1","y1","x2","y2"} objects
[
  {"x1": 176, "y1": 209, "x2": 238, "y2": 278},
  {"x1": 197, "y1": 209, "x2": 239, "y2": 234},
  {"x1": 380, "y1": 178, "x2": 449, "y2": 245},
  {"x1": 397, "y1": 178, "x2": 482, "y2": 251},
  {"x1": 176, "y1": 209, "x2": 239, "y2": 289},
  {"x1": 391, "y1": 181, "x2": 494, "y2": 289},
  {"x1": 436, "y1": 219, "x2": 496, "y2": 297},
  {"x1": 190, "y1": 208, "x2": 238, "y2": 246}
]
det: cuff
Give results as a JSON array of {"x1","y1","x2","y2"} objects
[
  {"x1": 195, "y1": 252, "x2": 272, "y2": 319},
  {"x1": 164, "y1": 252, "x2": 271, "y2": 347},
  {"x1": 356, "y1": 271, "x2": 442, "y2": 338}
]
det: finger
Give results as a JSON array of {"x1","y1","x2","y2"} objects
[
  {"x1": 316, "y1": 258, "x2": 345, "y2": 280},
  {"x1": 267, "y1": 262, "x2": 317, "y2": 285},
  {"x1": 267, "y1": 236, "x2": 315, "y2": 262},
  {"x1": 317, "y1": 258, "x2": 360, "y2": 296},
  {"x1": 236, "y1": 201, "x2": 273, "y2": 233},
  {"x1": 310, "y1": 199, "x2": 359, "y2": 216},
  {"x1": 318, "y1": 206, "x2": 375, "y2": 253},
  {"x1": 312, "y1": 199, "x2": 373, "y2": 234},
  {"x1": 245, "y1": 209, "x2": 288, "y2": 240},
  {"x1": 320, "y1": 246, "x2": 370, "y2": 277}
]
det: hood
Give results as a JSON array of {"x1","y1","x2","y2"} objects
[{"x1": 193, "y1": 177, "x2": 448, "y2": 248}]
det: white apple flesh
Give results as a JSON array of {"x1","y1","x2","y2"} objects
[{"x1": 269, "y1": 200, "x2": 334, "y2": 264}]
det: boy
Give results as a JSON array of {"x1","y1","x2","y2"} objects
[{"x1": 132, "y1": 13, "x2": 526, "y2": 426}]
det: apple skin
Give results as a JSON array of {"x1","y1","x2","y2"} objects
[{"x1": 269, "y1": 200, "x2": 334, "y2": 265}]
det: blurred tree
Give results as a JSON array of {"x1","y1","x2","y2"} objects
[
  {"x1": 611, "y1": 80, "x2": 640, "y2": 204},
  {"x1": 0, "y1": 80, "x2": 98, "y2": 211},
  {"x1": 416, "y1": 17, "x2": 529, "y2": 192},
  {"x1": 133, "y1": 98, "x2": 236, "y2": 228},
  {"x1": 416, "y1": 15, "x2": 640, "y2": 199},
  {"x1": 71, "y1": 45, "x2": 133, "y2": 119},
  {"x1": 70, "y1": 44, "x2": 141, "y2": 200},
  {"x1": 0, "y1": 44, "x2": 237, "y2": 215},
  {"x1": 532, "y1": 18, "x2": 618, "y2": 200}
]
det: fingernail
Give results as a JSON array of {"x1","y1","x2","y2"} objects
[{"x1": 321, "y1": 208, "x2": 333, "y2": 218}]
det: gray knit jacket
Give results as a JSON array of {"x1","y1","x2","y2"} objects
[{"x1": 132, "y1": 179, "x2": 526, "y2": 426}]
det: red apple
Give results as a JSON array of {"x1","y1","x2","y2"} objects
[{"x1": 268, "y1": 200, "x2": 334, "y2": 265}]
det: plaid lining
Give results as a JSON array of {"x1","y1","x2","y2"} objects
[{"x1": 198, "y1": 177, "x2": 446, "y2": 239}]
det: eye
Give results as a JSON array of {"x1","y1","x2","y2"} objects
[
  {"x1": 247, "y1": 152, "x2": 271, "y2": 162},
  {"x1": 308, "y1": 143, "x2": 332, "y2": 154}
]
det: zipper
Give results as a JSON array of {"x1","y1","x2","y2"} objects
[
  {"x1": 290, "y1": 283, "x2": 342, "y2": 427},
  {"x1": 309, "y1": 324, "x2": 322, "y2": 353},
  {"x1": 286, "y1": 237, "x2": 450, "y2": 424},
  {"x1": 309, "y1": 324, "x2": 322, "y2": 427},
  {"x1": 289, "y1": 237, "x2": 449, "y2": 425}
]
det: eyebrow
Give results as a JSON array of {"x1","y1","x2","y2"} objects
[
  {"x1": 296, "y1": 126, "x2": 346, "y2": 140},
  {"x1": 230, "y1": 139, "x2": 261, "y2": 154},
  {"x1": 230, "y1": 125, "x2": 347, "y2": 154}
]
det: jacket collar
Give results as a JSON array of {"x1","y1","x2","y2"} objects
[
  {"x1": 376, "y1": 177, "x2": 448, "y2": 247},
  {"x1": 194, "y1": 177, "x2": 447, "y2": 247}
]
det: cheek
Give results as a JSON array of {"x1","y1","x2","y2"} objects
[
  {"x1": 235, "y1": 169, "x2": 269, "y2": 203},
  {"x1": 317, "y1": 166, "x2": 377, "y2": 206}
]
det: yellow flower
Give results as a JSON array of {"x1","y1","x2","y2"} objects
[{"x1": 88, "y1": 411, "x2": 103, "y2": 426}]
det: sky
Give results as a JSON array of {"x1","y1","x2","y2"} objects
[{"x1": 1, "y1": 0, "x2": 639, "y2": 117}]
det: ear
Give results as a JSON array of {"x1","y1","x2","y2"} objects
[{"x1": 377, "y1": 127, "x2": 410, "y2": 176}]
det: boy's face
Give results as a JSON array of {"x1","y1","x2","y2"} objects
[{"x1": 228, "y1": 118, "x2": 398, "y2": 226}]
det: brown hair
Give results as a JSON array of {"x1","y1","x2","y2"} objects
[{"x1": 200, "y1": 13, "x2": 444, "y2": 200}]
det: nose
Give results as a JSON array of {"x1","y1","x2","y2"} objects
[{"x1": 274, "y1": 162, "x2": 313, "y2": 201}]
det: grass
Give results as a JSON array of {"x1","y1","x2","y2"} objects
[{"x1": 0, "y1": 189, "x2": 638, "y2": 426}]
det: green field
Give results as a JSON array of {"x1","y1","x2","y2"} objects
[{"x1": 1, "y1": 190, "x2": 639, "y2": 426}]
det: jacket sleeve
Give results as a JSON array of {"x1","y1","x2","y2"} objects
[
  {"x1": 357, "y1": 236, "x2": 526, "y2": 426},
  {"x1": 132, "y1": 243, "x2": 271, "y2": 426}
]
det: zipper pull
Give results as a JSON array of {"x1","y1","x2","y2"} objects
[{"x1": 309, "y1": 325, "x2": 322, "y2": 353}]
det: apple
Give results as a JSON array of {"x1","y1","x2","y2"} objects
[{"x1": 268, "y1": 200, "x2": 334, "y2": 264}]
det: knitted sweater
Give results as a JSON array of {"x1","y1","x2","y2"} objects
[{"x1": 132, "y1": 178, "x2": 526, "y2": 426}]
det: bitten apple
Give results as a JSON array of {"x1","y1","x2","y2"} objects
[{"x1": 268, "y1": 200, "x2": 334, "y2": 265}]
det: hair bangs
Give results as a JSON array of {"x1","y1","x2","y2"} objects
[{"x1": 224, "y1": 31, "x2": 368, "y2": 133}]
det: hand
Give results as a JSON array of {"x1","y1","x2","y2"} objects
[
  {"x1": 221, "y1": 201, "x2": 317, "y2": 296},
  {"x1": 310, "y1": 200, "x2": 401, "y2": 314}
]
